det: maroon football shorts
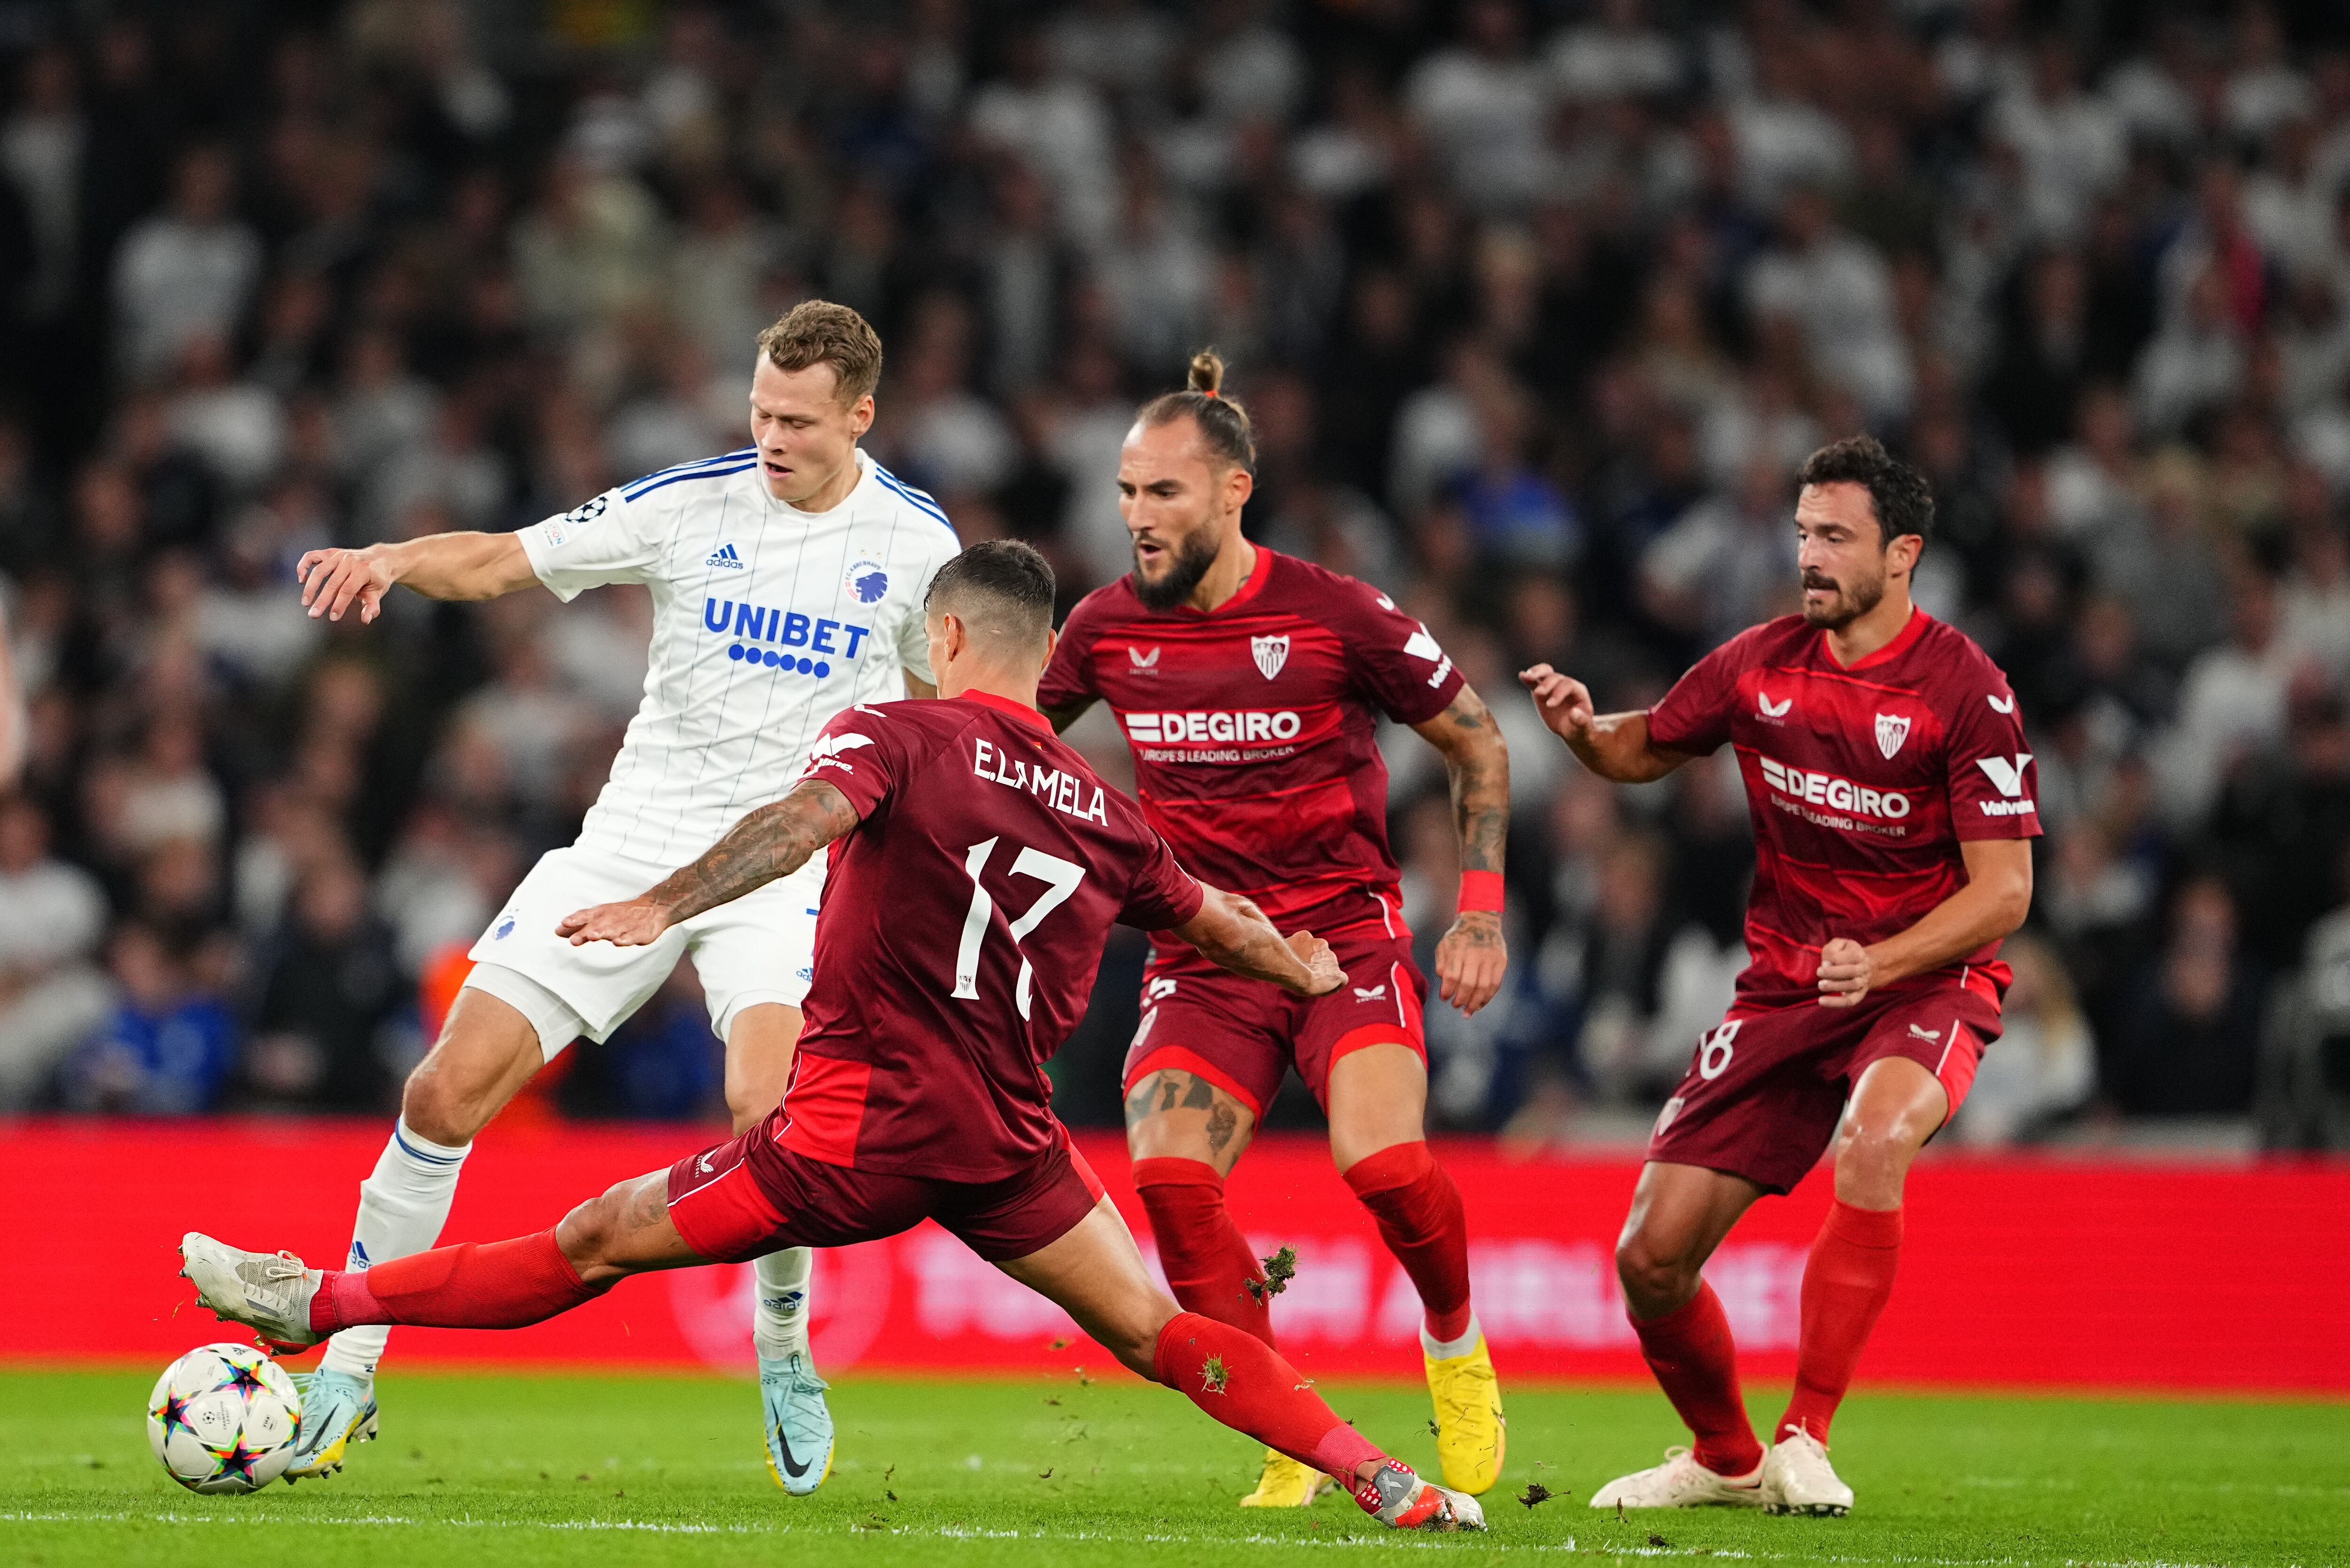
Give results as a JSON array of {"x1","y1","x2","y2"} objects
[
  {"x1": 1646, "y1": 969, "x2": 2003, "y2": 1195},
  {"x1": 1121, "y1": 914, "x2": 1427, "y2": 1118},
  {"x1": 665, "y1": 1113, "x2": 1107, "y2": 1264}
]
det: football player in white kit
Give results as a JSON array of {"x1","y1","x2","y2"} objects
[{"x1": 286, "y1": 301, "x2": 958, "y2": 1493}]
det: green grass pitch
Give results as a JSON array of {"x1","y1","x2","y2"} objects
[{"x1": 2, "y1": 1367, "x2": 2344, "y2": 1566}]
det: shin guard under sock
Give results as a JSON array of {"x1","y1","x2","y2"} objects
[
  {"x1": 312, "y1": 1231, "x2": 599, "y2": 1332},
  {"x1": 1778, "y1": 1201, "x2": 1903, "y2": 1443},
  {"x1": 1152, "y1": 1310, "x2": 1382, "y2": 1481},
  {"x1": 1133, "y1": 1157, "x2": 1276, "y2": 1346},
  {"x1": 1342, "y1": 1142, "x2": 1474, "y2": 1344},
  {"x1": 1631, "y1": 1282, "x2": 1764, "y2": 1476},
  {"x1": 320, "y1": 1119, "x2": 470, "y2": 1377}
]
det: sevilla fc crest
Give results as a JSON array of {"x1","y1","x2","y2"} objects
[
  {"x1": 1251, "y1": 634, "x2": 1290, "y2": 681},
  {"x1": 1874, "y1": 712, "x2": 1911, "y2": 760}
]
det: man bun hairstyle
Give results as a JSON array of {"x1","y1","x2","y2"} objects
[
  {"x1": 1797, "y1": 434, "x2": 1935, "y2": 548},
  {"x1": 1136, "y1": 348, "x2": 1257, "y2": 474},
  {"x1": 924, "y1": 539, "x2": 1057, "y2": 650},
  {"x1": 757, "y1": 299, "x2": 884, "y2": 406}
]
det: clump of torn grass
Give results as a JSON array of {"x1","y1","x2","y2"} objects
[{"x1": 1245, "y1": 1246, "x2": 1299, "y2": 1304}]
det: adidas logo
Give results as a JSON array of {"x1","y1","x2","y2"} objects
[{"x1": 706, "y1": 542, "x2": 747, "y2": 569}]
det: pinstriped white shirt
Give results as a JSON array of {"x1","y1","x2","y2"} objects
[{"x1": 517, "y1": 447, "x2": 960, "y2": 866}]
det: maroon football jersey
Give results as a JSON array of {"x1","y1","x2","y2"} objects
[
  {"x1": 1646, "y1": 608, "x2": 2040, "y2": 1008},
  {"x1": 781, "y1": 691, "x2": 1204, "y2": 1181},
  {"x1": 1039, "y1": 548, "x2": 1464, "y2": 948}
]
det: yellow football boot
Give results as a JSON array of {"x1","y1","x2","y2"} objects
[
  {"x1": 1425, "y1": 1334, "x2": 1505, "y2": 1494},
  {"x1": 1239, "y1": 1446, "x2": 1334, "y2": 1507}
]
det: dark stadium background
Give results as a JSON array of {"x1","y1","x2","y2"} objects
[{"x1": 2, "y1": 0, "x2": 2349, "y2": 1164}]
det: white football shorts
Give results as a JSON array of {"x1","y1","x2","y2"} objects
[{"x1": 461, "y1": 844, "x2": 825, "y2": 1058}]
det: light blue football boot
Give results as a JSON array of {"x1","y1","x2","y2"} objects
[
  {"x1": 286, "y1": 1368, "x2": 378, "y2": 1480},
  {"x1": 760, "y1": 1351, "x2": 834, "y2": 1495}
]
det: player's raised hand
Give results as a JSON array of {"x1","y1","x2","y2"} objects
[
  {"x1": 1519, "y1": 664, "x2": 1596, "y2": 742},
  {"x1": 1816, "y1": 937, "x2": 1875, "y2": 1007},
  {"x1": 558, "y1": 897, "x2": 674, "y2": 948},
  {"x1": 1435, "y1": 910, "x2": 1507, "y2": 1016},
  {"x1": 296, "y1": 545, "x2": 396, "y2": 624},
  {"x1": 1288, "y1": 930, "x2": 1344, "y2": 995}
]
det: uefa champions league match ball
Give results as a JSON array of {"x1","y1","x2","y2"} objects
[{"x1": 146, "y1": 1342, "x2": 303, "y2": 1494}]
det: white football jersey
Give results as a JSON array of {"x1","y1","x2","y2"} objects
[{"x1": 517, "y1": 446, "x2": 959, "y2": 866}]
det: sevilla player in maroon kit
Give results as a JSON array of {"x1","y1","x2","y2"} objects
[
  {"x1": 1039, "y1": 353, "x2": 1512, "y2": 1505},
  {"x1": 179, "y1": 543, "x2": 1485, "y2": 1533},
  {"x1": 1521, "y1": 437, "x2": 2037, "y2": 1517}
]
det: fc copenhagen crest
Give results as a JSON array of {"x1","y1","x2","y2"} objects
[
  {"x1": 1251, "y1": 634, "x2": 1290, "y2": 681},
  {"x1": 1874, "y1": 712, "x2": 1912, "y2": 760}
]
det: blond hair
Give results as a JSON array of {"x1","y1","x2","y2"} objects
[{"x1": 757, "y1": 299, "x2": 884, "y2": 405}]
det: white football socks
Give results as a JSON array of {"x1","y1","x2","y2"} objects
[
  {"x1": 752, "y1": 1247, "x2": 814, "y2": 1363},
  {"x1": 1421, "y1": 1311, "x2": 1484, "y2": 1362},
  {"x1": 318, "y1": 1120, "x2": 471, "y2": 1379}
]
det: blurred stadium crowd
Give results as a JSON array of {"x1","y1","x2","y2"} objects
[{"x1": 1, "y1": 0, "x2": 2348, "y2": 1149}]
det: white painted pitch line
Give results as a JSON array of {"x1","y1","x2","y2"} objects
[{"x1": 0, "y1": 1510, "x2": 2286, "y2": 1567}]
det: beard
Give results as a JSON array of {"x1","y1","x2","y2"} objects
[
  {"x1": 1131, "y1": 527, "x2": 1222, "y2": 611},
  {"x1": 1799, "y1": 567, "x2": 1885, "y2": 630}
]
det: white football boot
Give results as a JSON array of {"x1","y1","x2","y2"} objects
[
  {"x1": 760, "y1": 1352, "x2": 835, "y2": 1495},
  {"x1": 1761, "y1": 1430, "x2": 1854, "y2": 1516},
  {"x1": 1349, "y1": 1459, "x2": 1487, "y2": 1531},
  {"x1": 285, "y1": 1369, "x2": 379, "y2": 1480},
  {"x1": 1588, "y1": 1446, "x2": 1765, "y2": 1509},
  {"x1": 180, "y1": 1233, "x2": 324, "y2": 1350}
]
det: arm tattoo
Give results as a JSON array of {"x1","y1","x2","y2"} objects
[
  {"x1": 1431, "y1": 687, "x2": 1510, "y2": 876},
  {"x1": 642, "y1": 781, "x2": 858, "y2": 926}
]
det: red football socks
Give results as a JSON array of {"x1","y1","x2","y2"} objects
[
  {"x1": 310, "y1": 1231, "x2": 600, "y2": 1333},
  {"x1": 1133, "y1": 1157, "x2": 1277, "y2": 1347},
  {"x1": 1152, "y1": 1310, "x2": 1382, "y2": 1481},
  {"x1": 1631, "y1": 1282, "x2": 1764, "y2": 1476},
  {"x1": 1342, "y1": 1141, "x2": 1475, "y2": 1344},
  {"x1": 1778, "y1": 1200, "x2": 1904, "y2": 1443}
]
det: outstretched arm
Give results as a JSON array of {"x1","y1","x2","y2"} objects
[
  {"x1": 1520, "y1": 664, "x2": 1693, "y2": 784},
  {"x1": 1407, "y1": 682, "x2": 1510, "y2": 1015},
  {"x1": 1816, "y1": 837, "x2": 2033, "y2": 1008},
  {"x1": 1171, "y1": 885, "x2": 1344, "y2": 997},
  {"x1": 0, "y1": 596, "x2": 21, "y2": 788},
  {"x1": 297, "y1": 532, "x2": 540, "y2": 624},
  {"x1": 557, "y1": 779, "x2": 862, "y2": 946}
]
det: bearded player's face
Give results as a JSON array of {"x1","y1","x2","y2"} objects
[
  {"x1": 1794, "y1": 480, "x2": 1892, "y2": 631},
  {"x1": 1117, "y1": 418, "x2": 1236, "y2": 611}
]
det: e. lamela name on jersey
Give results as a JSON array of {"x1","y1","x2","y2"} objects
[{"x1": 972, "y1": 737, "x2": 1112, "y2": 825}]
